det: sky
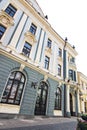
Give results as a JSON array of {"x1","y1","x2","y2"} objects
[{"x1": 37, "y1": 0, "x2": 87, "y2": 76}]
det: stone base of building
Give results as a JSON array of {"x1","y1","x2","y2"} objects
[
  {"x1": 0, "y1": 113, "x2": 34, "y2": 119},
  {"x1": 66, "y1": 112, "x2": 71, "y2": 118},
  {"x1": 77, "y1": 113, "x2": 81, "y2": 117}
]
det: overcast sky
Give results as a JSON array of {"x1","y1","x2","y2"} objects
[{"x1": 37, "y1": 0, "x2": 87, "y2": 76}]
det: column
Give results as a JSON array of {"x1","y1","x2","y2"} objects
[
  {"x1": 40, "y1": 33, "x2": 47, "y2": 68},
  {"x1": 73, "y1": 96, "x2": 76, "y2": 116},
  {"x1": 81, "y1": 99, "x2": 85, "y2": 113},
  {"x1": 66, "y1": 84, "x2": 71, "y2": 117},
  {"x1": 77, "y1": 89, "x2": 81, "y2": 116}
]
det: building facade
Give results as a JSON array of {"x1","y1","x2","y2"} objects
[
  {"x1": 0, "y1": 0, "x2": 86, "y2": 118},
  {"x1": 77, "y1": 72, "x2": 87, "y2": 114}
]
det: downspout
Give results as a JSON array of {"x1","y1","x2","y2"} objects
[{"x1": 63, "y1": 37, "x2": 67, "y2": 117}]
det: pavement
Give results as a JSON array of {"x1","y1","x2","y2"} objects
[{"x1": 0, "y1": 116, "x2": 78, "y2": 130}]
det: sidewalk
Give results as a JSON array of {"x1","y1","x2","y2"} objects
[{"x1": 0, "y1": 116, "x2": 77, "y2": 129}]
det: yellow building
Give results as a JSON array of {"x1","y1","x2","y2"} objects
[{"x1": 77, "y1": 72, "x2": 87, "y2": 114}]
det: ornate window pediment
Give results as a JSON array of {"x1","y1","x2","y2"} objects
[
  {"x1": 0, "y1": 10, "x2": 14, "y2": 27},
  {"x1": 45, "y1": 47, "x2": 52, "y2": 54},
  {"x1": 25, "y1": 31, "x2": 37, "y2": 45}
]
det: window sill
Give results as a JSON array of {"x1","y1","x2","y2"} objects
[{"x1": 20, "y1": 52, "x2": 31, "y2": 61}]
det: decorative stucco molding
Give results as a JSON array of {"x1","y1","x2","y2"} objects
[{"x1": 0, "y1": 10, "x2": 14, "y2": 27}]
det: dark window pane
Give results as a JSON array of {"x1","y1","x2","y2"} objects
[
  {"x1": 15, "y1": 72, "x2": 21, "y2": 80},
  {"x1": 58, "y1": 48, "x2": 62, "y2": 57},
  {"x1": 0, "y1": 24, "x2": 6, "y2": 39},
  {"x1": 22, "y1": 42, "x2": 32, "y2": 57},
  {"x1": 58, "y1": 64, "x2": 61, "y2": 76},
  {"x1": 9, "y1": 81, "x2": 18, "y2": 99},
  {"x1": 47, "y1": 39, "x2": 52, "y2": 48},
  {"x1": 9, "y1": 72, "x2": 15, "y2": 79},
  {"x1": 44, "y1": 56, "x2": 50, "y2": 70},
  {"x1": 29, "y1": 23, "x2": 37, "y2": 35},
  {"x1": 74, "y1": 71, "x2": 76, "y2": 81},
  {"x1": 69, "y1": 69, "x2": 73, "y2": 80},
  {"x1": 55, "y1": 88, "x2": 61, "y2": 110},
  {"x1": 1, "y1": 71, "x2": 26, "y2": 105}
]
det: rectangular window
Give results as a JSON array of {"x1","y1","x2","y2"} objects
[
  {"x1": 47, "y1": 38, "x2": 52, "y2": 48},
  {"x1": 5, "y1": 4, "x2": 17, "y2": 17},
  {"x1": 22, "y1": 42, "x2": 32, "y2": 57},
  {"x1": 29, "y1": 23, "x2": 37, "y2": 35},
  {"x1": 58, "y1": 64, "x2": 61, "y2": 76},
  {"x1": 0, "y1": 24, "x2": 6, "y2": 39},
  {"x1": 58, "y1": 48, "x2": 62, "y2": 57},
  {"x1": 69, "y1": 69, "x2": 73, "y2": 80},
  {"x1": 45, "y1": 56, "x2": 50, "y2": 70},
  {"x1": 74, "y1": 71, "x2": 76, "y2": 81},
  {"x1": 70, "y1": 57, "x2": 75, "y2": 63}
]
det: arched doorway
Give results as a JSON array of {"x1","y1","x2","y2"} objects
[
  {"x1": 70, "y1": 93, "x2": 73, "y2": 116},
  {"x1": 35, "y1": 81, "x2": 48, "y2": 115}
]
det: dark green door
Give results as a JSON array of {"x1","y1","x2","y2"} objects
[
  {"x1": 35, "y1": 81, "x2": 48, "y2": 115},
  {"x1": 70, "y1": 93, "x2": 73, "y2": 116}
]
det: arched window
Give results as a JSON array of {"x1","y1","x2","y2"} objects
[
  {"x1": 55, "y1": 87, "x2": 61, "y2": 110},
  {"x1": 1, "y1": 71, "x2": 26, "y2": 105}
]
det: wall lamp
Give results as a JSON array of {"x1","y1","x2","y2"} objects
[
  {"x1": 67, "y1": 79, "x2": 70, "y2": 83},
  {"x1": 31, "y1": 82, "x2": 38, "y2": 89}
]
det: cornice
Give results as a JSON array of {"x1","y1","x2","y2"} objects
[
  {"x1": 18, "y1": 0, "x2": 78, "y2": 56},
  {"x1": 18, "y1": 1, "x2": 67, "y2": 47}
]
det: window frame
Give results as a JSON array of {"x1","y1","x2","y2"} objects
[
  {"x1": 47, "y1": 38, "x2": 52, "y2": 48},
  {"x1": 0, "y1": 24, "x2": 6, "y2": 39},
  {"x1": 1, "y1": 71, "x2": 26, "y2": 105},
  {"x1": 58, "y1": 64, "x2": 61, "y2": 76},
  {"x1": 69, "y1": 69, "x2": 73, "y2": 80},
  {"x1": 58, "y1": 48, "x2": 62, "y2": 57},
  {"x1": 5, "y1": 4, "x2": 17, "y2": 17},
  {"x1": 22, "y1": 41, "x2": 32, "y2": 57},
  {"x1": 29, "y1": 23, "x2": 37, "y2": 35},
  {"x1": 54, "y1": 87, "x2": 62, "y2": 110},
  {"x1": 44, "y1": 56, "x2": 50, "y2": 70}
]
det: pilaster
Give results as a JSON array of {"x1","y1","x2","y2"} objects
[
  {"x1": 8, "y1": 13, "x2": 27, "y2": 49},
  {"x1": 77, "y1": 89, "x2": 81, "y2": 116},
  {"x1": 66, "y1": 84, "x2": 71, "y2": 117}
]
